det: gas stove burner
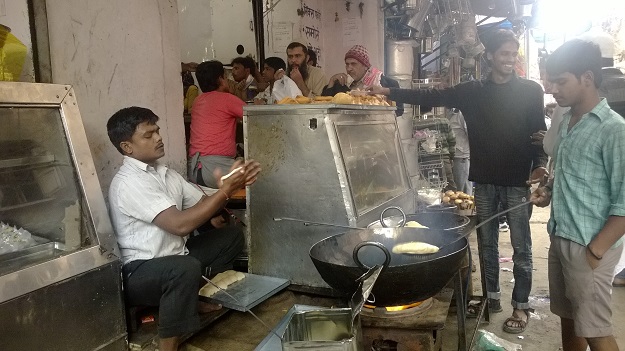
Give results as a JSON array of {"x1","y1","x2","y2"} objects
[{"x1": 362, "y1": 297, "x2": 433, "y2": 318}]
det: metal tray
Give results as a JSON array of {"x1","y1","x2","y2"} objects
[
  {"x1": 199, "y1": 273, "x2": 289, "y2": 312},
  {"x1": 255, "y1": 305, "x2": 320, "y2": 351},
  {"x1": 0, "y1": 238, "x2": 65, "y2": 276}
]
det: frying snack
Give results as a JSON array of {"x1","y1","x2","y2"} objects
[
  {"x1": 404, "y1": 221, "x2": 429, "y2": 229},
  {"x1": 392, "y1": 241, "x2": 440, "y2": 255}
]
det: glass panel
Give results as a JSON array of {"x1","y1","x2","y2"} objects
[
  {"x1": 0, "y1": 107, "x2": 97, "y2": 276},
  {"x1": 335, "y1": 122, "x2": 409, "y2": 215}
]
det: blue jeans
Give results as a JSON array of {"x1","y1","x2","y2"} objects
[
  {"x1": 474, "y1": 184, "x2": 532, "y2": 310},
  {"x1": 453, "y1": 157, "x2": 472, "y2": 195}
]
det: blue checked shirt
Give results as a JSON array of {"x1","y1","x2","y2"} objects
[{"x1": 548, "y1": 99, "x2": 625, "y2": 246}]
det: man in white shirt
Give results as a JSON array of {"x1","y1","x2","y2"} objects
[{"x1": 107, "y1": 106, "x2": 260, "y2": 351}]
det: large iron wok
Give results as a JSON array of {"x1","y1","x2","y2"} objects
[{"x1": 309, "y1": 226, "x2": 468, "y2": 306}]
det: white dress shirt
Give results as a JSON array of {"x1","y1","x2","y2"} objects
[{"x1": 108, "y1": 156, "x2": 203, "y2": 265}]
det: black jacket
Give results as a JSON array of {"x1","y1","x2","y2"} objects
[
  {"x1": 321, "y1": 75, "x2": 404, "y2": 116},
  {"x1": 389, "y1": 75, "x2": 547, "y2": 187}
]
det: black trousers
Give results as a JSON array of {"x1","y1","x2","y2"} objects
[{"x1": 122, "y1": 225, "x2": 244, "y2": 338}]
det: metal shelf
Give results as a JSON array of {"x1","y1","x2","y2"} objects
[{"x1": 0, "y1": 155, "x2": 55, "y2": 169}]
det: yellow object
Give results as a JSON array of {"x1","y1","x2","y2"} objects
[
  {"x1": 184, "y1": 85, "x2": 199, "y2": 114},
  {"x1": 0, "y1": 30, "x2": 27, "y2": 82},
  {"x1": 405, "y1": 220, "x2": 428, "y2": 229}
]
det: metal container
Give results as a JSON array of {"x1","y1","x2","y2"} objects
[
  {"x1": 281, "y1": 308, "x2": 362, "y2": 351},
  {"x1": 385, "y1": 40, "x2": 416, "y2": 77},
  {"x1": 244, "y1": 104, "x2": 414, "y2": 292}
]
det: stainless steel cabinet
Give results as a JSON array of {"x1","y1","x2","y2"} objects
[{"x1": 0, "y1": 82, "x2": 125, "y2": 351}]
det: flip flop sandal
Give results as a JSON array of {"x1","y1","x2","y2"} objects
[
  {"x1": 502, "y1": 310, "x2": 529, "y2": 334},
  {"x1": 466, "y1": 299, "x2": 503, "y2": 318}
]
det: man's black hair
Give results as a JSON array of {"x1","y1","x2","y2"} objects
[
  {"x1": 546, "y1": 39, "x2": 603, "y2": 88},
  {"x1": 231, "y1": 56, "x2": 257, "y2": 75},
  {"x1": 264, "y1": 56, "x2": 286, "y2": 72},
  {"x1": 483, "y1": 29, "x2": 519, "y2": 54},
  {"x1": 107, "y1": 107, "x2": 159, "y2": 154},
  {"x1": 286, "y1": 42, "x2": 308, "y2": 54},
  {"x1": 195, "y1": 60, "x2": 224, "y2": 92}
]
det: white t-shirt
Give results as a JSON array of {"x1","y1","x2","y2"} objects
[{"x1": 108, "y1": 156, "x2": 203, "y2": 265}]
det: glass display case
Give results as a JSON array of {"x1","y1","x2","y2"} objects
[
  {"x1": 243, "y1": 104, "x2": 413, "y2": 293},
  {"x1": 0, "y1": 82, "x2": 125, "y2": 351},
  {"x1": 334, "y1": 121, "x2": 409, "y2": 216}
]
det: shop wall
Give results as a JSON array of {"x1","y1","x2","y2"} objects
[
  {"x1": 44, "y1": 0, "x2": 186, "y2": 193},
  {"x1": 319, "y1": 0, "x2": 384, "y2": 79},
  {"x1": 178, "y1": 0, "x2": 257, "y2": 64},
  {"x1": 0, "y1": 0, "x2": 35, "y2": 82},
  {"x1": 262, "y1": 0, "x2": 383, "y2": 81}
]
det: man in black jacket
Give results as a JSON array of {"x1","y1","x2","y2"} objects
[
  {"x1": 322, "y1": 45, "x2": 403, "y2": 116},
  {"x1": 371, "y1": 29, "x2": 548, "y2": 334}
]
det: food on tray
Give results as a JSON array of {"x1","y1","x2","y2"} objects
[
  {"x1": 392, "y1": 241, "x2": 440, "y2": 255},
  {"x1": 404, "y1": 221, "x2": 429, "y2": 229},
  {"x1": 199, "y1": 270, "x2": 246, "y2": 297},
  {"x1": 314, "y1": 95, "x2": 333, "y2": 102},
  {"x1": 442, "y1": 191, "x2": 475, "y2": 211},
  {"x1": 276, "y1": 92, "x2": 389, "y2": 106},
  {"x1": 332, "y1": 92, "x2": 353, "y2": 104},
  {"x1": 295, "y1": 95, "x2": 312, "y2": 104},
  {"x1": 277, "y1": 97, "x2": 299, "y2": 104},
  {"x1": 0, "y1": 222, "x2": 37, "y2": 255}
]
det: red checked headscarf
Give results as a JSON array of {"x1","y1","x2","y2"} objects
[{"x1": 344, "y1": 45, "x2": 382, "y2": 89}]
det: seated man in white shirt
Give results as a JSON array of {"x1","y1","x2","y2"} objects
[{"x1": 106, "y1": 106, "x2": 261, "y2": 351}]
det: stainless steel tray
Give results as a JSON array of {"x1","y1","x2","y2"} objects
[
  {"x1": 255, "y1": 305, "x2": 320, "y2": 351},
  {"x1": 0, "y1": 238, "x2": 65, "y2": 276},
  {"x1": 199, "y1": 273, "x2": 289, "y2": 312},
  {"x1": 244, "y1": 104, "x2": 396, "y2": 112}
]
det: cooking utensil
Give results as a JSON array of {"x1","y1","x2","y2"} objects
[
  {"x1": 309, "y1": 226, "x2": 468, "y2": 306},
  {"x1": 273, "y1": 217, "x2": 364, "y2": 230}
]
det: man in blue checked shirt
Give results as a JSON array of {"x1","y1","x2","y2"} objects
[{"x1": 531, "y1": 39, "x2": 625, "y2": 351}]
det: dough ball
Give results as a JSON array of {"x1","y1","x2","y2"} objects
[{"x1": 235, "y1": 272, "x2": 245, "y2": 281}]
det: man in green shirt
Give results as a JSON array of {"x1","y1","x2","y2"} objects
[{"x1": 531, "y1": 39, "x2": 625, "y2": 351}]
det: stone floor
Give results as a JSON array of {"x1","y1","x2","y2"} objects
[{"x1": 165, "y1": 205, "x2": 625, "y2": 351}]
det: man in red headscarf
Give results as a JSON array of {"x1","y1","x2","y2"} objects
[{"x1": 322, "y1": 45, "x2": 403, "y2": 116}]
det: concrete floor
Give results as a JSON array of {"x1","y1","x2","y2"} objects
[{"x1": 180, "y1": 205, "x2": 625, "y2": 351}]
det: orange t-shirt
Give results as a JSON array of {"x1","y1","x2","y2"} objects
[{"x1": 188, "y1": 91, "x2": 245, "y2": 157}]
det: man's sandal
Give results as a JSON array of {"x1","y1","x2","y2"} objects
[
  {"x1": 467, "y1": 298, "x2": 503, "y2": 318},
  {"x1": 502, "y1": 309, "x2": 530, "y2": 334}
]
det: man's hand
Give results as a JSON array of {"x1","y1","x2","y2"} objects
[
  {"x1": 531, "y1": 130, "x2": 546, "y2": 146},
  {"x1": 530, "y1": 186, "x2": 551, "y2": 207},
  {"x1": 289, "y1": 66, "x2": 304, "y2": 84},
  {"x1": 214, "y1": 160, "x2": 247, "y2": 195},
  {"x1": 274, "y1": 69, "x2": 285, "y2": 81},
  {"x1": 368, "y1": 85, "x2": 390, "y2": 96},
  {"x1": 210, "y1": 214, "x2": 228, "y2": 229},
  {"x1": 527, "y1": 167, "x2": 548, "y2": 186},
  {"x1": 243, "y1": 159, "x2": 261, "y2": 186},
  {"x1": 585, "y1": 247, "x2": 601, "y2": 270},
  {"x1": 328, "y1": 73, "x2": 348, "y2": 88}
]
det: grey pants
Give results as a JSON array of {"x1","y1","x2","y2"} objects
[{"x1": 188, "y1": 153, "x2": 235, "y2": 188}]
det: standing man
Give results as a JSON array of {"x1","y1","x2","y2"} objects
[
  {"x1": 448, "y1": 109, "x2": 472, "y2": 195},
  {"x1": 531, "y1": 39, "x2": 625, "y2": 351},
  {"x1": 107, "y1": 106, "x2": 261, "y2": 351},
  {"x1": 281, "y1": 42, "x2": 327, "y2": 97},
  {"x1": 371, "y1": 29, "x2": 548, "y2": 334}
]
